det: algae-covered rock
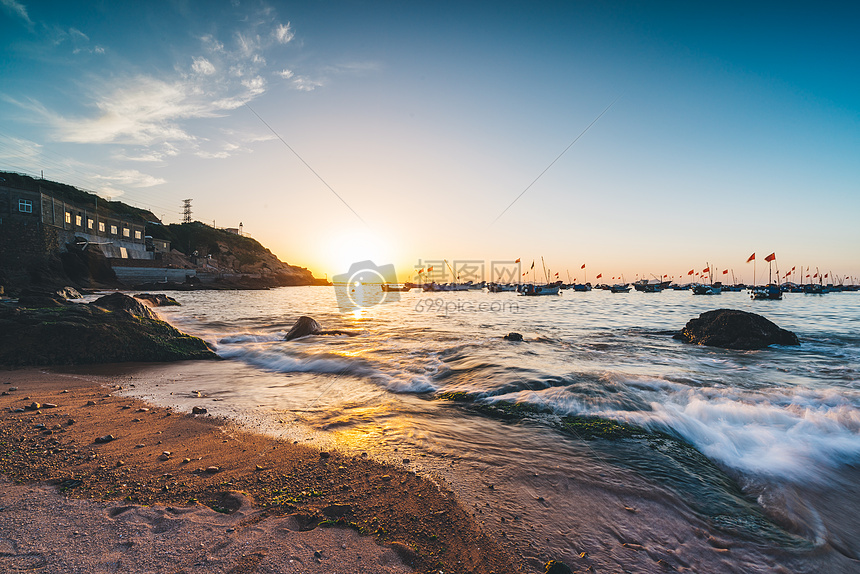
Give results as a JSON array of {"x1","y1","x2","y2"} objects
[{"x1": 0, "y1": 293, "x2": 216, "y2": 366}]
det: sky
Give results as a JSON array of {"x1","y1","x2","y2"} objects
[{"x1": 1, "y1": 0, "x2": 858, "y2": 285}]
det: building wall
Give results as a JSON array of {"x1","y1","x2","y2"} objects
[{"x1": 112, "y1": 267, "x2": 196, "y2": 285}]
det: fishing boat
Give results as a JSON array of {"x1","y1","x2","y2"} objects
[
  {"x1": 381, "y1": 284, "x2": 411, "y2": 292},
  {"x1": 750, "y1": 284, "x2": 782, "y2": 300},
  {"x1": 572, "y1": 283, "x2": 592, "y2": 292},
  {"x1": 610, "y1": 283, "x2": 631, "y2": 293},
  {"x1": 488, "y1": 283, "x2": 517, "y2": 292},
  {"x1": 692, "y1": 263, "x2": 722, "y2": 295},
  {"x1": 520, "y1": 283, "x2": 561, "y2": 296}
]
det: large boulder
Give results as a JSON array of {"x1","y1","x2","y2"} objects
[
  {"x1": 0, "y1": 294, "x2": 217, "y2": 365},
  {"x1": 674, "y1": 309, "x2": 799, "y2": 350},
  {"x1": 285, "y1": 316, "x2": 323, "y2": 341},
  {"x1": 284, "y1": 316, "x2": 360, "y2": 341}
]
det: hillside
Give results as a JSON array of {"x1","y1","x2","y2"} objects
[
  {"x1": 148, "y1": 221, "x2": 325, "y2": 286},
  {"x1": 0, "y1": 171, "x2": 327, "y2": 292}
]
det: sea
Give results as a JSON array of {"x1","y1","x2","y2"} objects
[{"x1": 102, "y1": 286, "x2": 859, "y2": 573}]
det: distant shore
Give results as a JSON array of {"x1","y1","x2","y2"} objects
[{"x1": 0, "y1": 368, "x2": 520, "y2": 574}]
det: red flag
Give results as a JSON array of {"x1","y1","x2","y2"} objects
[
  {"x1": 824, "y1": 273, "x2": 829, "y2": 278},
  {"x1": 813, "y1": 273, "x2": 818, "y2": 278},
  {"x1": 581, "y1": 264, "x2": 586, "y2": 269},
  {"x1": 530, "y1": 261, "x2": 535, "y2": 270},
  {"x1": 687, "y1": 269, "x2": 694, "y2": 275},
  {"x1": 555, "y1": 272, "x2": 559, "y2": 277},
  {"x1": 722, "y1": 269, "x2": 728, "y2": 274},
  {"x1": 791, "y1": 266, "x2": 796, "y2": 271},
  {"x1": 764, "y1": 253, "x2": 776, "y2": 262},
  {"x1": 418, "y1": 268, "x2": 424, "y2": 273},
  {"x1": 427, "y1": 266, "x2": 434, "y2": 272},
  {"x1": 746, "y1": 253, "x2": 755, "y2": 263},
  {"x1": 515, "y1": 258, "x2": 521, "y2": 263},
  {"x1": 702, "y1": 267, "x2": 709, "y2": 273},
  {"x1": 596, "y1": 273, "x2": 602, "y2": 279},
  {"x1": 806, "y1": 274, "x2": 810, "y2": 278}
]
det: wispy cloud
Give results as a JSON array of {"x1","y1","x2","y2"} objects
[
  {"x1": 191, "y1": 56, "x2": 216, "y2": 75},
  {"x1": 92, "y1": 169, "x2": 165, "y2": 188},
  {"x1": 274, "y1": 22, "x2": 294, "y2": 44},
  {"x1": 6, "y1": 7, "x2": 332, "y2": 162},
  {"x1": 1, "y1": 0, "x2": 32, "y2": 26}
]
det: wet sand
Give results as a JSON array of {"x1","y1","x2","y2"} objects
[{"x1": 0, "y1": 367, "x2": 521, "y2": 574}]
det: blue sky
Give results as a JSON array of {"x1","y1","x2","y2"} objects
[{"x1": 1, "y1": 1, "x2": 858, "y2": 283}]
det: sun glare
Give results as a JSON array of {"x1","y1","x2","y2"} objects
[{"x1": 323, "y1": 229, "x2": 397, "y2": 279}]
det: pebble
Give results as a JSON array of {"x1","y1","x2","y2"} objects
[
  {"x1": 67, "y1": 419, "x2": 76, "y2": 425},
  {"x1": 137, "y1": 407, "x2": 149, "y2": 412},
  {"x1": 43, "y1": 403, "x2": 57, "y2": 408},
  {"x1": 158, "y1": 452, "x2": 171, "y2": 461},
  {"x1": 183, "y1": 458, "x2": 191, "y2": 463},
  {"x1": 86, "y1": 401, "x2": 96, "y2": 406},
  {"x1": 135, "y1": 444, "x2": 145, "y2": 448},
  {"x1": 381, "y1": 475, "x2": 392, "y2": 481},
  {"x1": 26, "y1": 402, "x2": 41, "y2": 410},
  {"x1": 206, "y1": 466, "x2": 220, "y2": 473},
  {"x1": 319, "y1": 451, "x2": 331, "y2": 458},
  {"x1": 95, "y1": 434, "x2": 116, "y2": 443},
  {"x1": 9, "y1": 387, "x2": 17, "y2": 391}
]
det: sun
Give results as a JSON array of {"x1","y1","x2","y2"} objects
[{"x1": 321, "y1": 227, "x2": 398, "y2": 279}]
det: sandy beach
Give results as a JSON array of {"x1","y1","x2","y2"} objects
[{"x1": 0, "y1": 367, "x2": 520, "y2": 574}]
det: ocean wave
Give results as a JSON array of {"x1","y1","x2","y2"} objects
[
  {"x1": 485, "y1": 380, "x2": 860, "y2": 483},
  {"x1": 215, "y1": 345, "x2": 439, "y2": 394}
]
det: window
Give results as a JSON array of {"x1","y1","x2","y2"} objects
[
  {"x1": 134, "y1": 230, "x2": 142, "y2": 240},
  {"x1": 18, "y1": 199, "x2": 33, "y2": 213},
  {"x1": 65, "y1": 211, "x2": 71, "y2": 224},
  {"x1": 75, "y1": 215, "x2": 82, "y2": 227},
  {"x1": 110, "y1": 225, "x2": 117, "y2": 235},
  {"x1": 122, "y1": 227, "x2": 130, "y2": 238},
  {"x1": 87, "y1": 218, "x2": 94, "y2": 229},
  {"x1": 99, "y1": 221, "x2": 105, "y2": 232}
]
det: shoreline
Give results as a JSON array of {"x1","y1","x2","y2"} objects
[{"x1": 0, "y1": 367, "x2": 521, "y2": 574}]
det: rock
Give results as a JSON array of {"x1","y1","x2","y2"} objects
[
  {"x1": 381, "y1": 474, "x2": 392, "y2": 481},
  {"x1": 284, "y1": 316, "x2": 359, "y2": 340},
  {"x1": 133, "y1": 293, "x2": 181, "y2": 307},
  {"x1": 26, "y1": 402, "x2": 41, "y2": 410},
  {"x1": 545, "y1": 560, "x2": 573, "y2": 574},
  {"x1": 319, "y1": 451, "x2": 331, "y2": 458},
  {"x1": 0, "y1": 292, "x2": 218, "y2": 366},
  {"x1": 43, "y1": 403, "x2": 57, "y2": 408},
  {"x1": 86, "y1": 401, "x2": 96, "y2": 406},
  {"x1": 159, "y1": 452, "x2": 171, "y2": 461},
  {"x1": 285, "y1": 316, "x2": 323, "y2": 341},
  {"x1": 191, "y1": 406, "x2": 207, "y2": 414},
  {"x1": 673, "y1": 309, "x2": 800, "y2": 350},
  {"x1": 95, "y1": 434, "x2": 116, "y2": 443},
  {"x1": 91, "y1": 292, "x2": 157, "y2": 320},
  {"x1": 503, "y1": 332, "x2": 524, "y2": 341},
  {"x1": 206, "y1": 466, "x2": 220, "y2": 473}
]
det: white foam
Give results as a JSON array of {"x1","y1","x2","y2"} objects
[{"x1": 488, "y1": 380, "x2": 860, "y2": 483}]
